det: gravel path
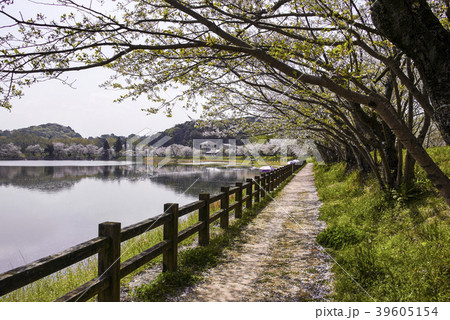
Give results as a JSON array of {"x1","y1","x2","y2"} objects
[{"x1": 170, "y1": 163, "x2": 333, "y2": 302}]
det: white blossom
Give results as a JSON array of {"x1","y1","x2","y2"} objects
[{"x1": 0, "y1": 143, "x2": 24, "y2": 159}]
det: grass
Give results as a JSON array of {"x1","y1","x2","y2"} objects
[
  {"x1": 144, "y1": 155, "x2": 297, "y2": 167},
  {"x1": 314, "y1": 146, "x2": 449, "y2": 301}
]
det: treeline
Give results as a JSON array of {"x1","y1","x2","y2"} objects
[
  {"x1": 0, "y1": 121, "x2": 260, "y2": 161},
  {"x1": 0, "y1": 123, "x2": 127, "y2": 160},
  {"x1": 0, "y1": 138, "x2": 306, "y2": 161},
  {"x1": 0, "y1": 138, "x2": 125, "y2": 161}
]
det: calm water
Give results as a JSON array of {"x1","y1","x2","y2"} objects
[{"x1": 0, "y1": 161, "x2": 257, "y2": 273}]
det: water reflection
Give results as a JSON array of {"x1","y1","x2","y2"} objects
[
  {"x1": 0, "y1": 164, "x2": 256, "y2": 195},
  {"x1": 0, "y1": 162, "x2": 257, "y2": 272}
]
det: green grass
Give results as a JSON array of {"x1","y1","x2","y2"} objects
[
  {"x1": 314, "y1": 146, "x2": 449, "y2": 301},
  {"x1": 145, "y1": 155, "x2": 297, "y2": 167}
]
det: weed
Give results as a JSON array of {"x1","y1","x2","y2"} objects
[
  {"x1": 316, "y1": 225, "x2": 364, "y2": 250},
  {"x1": 314, "y1": 149, "x2": 449, "y2": 302}
]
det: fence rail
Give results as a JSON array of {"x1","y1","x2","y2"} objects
[{"x1": 0, "y1": 162, "x2": 304, "y2": 301}]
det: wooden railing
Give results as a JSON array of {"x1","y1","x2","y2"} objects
[{"x1": 0, "y1": 162, "x2": 304, "y2": 302}]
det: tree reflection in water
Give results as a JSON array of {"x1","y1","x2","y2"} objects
[{"x1": 0, "y1": 164, "x2": 257, "y2": 195}]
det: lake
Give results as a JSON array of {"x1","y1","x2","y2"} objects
[{"x1": 0, "y1": 161, "x2": 258, "y2": 273}]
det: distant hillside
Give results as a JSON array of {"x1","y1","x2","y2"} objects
[
  {"x1": 162, "y1": 119, "x2": 253, "y2": 146},
  {"x1": 0, "y1": 123, "x2": 82, "y2": 139},
  {"x1": 0, "y1": 119, "x2": 254, "y2": 150}
]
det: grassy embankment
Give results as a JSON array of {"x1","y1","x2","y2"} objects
[
  {"x1": 314, "y1": 146, "x2": 449, "y2": 301},
  {"x1": 144, "y1": 155, "x2": 295, "y2": 167},
  {"x1": 1, "y1": 165, "x2": 301, "y2": 302}
]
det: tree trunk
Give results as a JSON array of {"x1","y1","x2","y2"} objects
[
  {"x1": 355, "y1": 143, "x2": 386, "y2": 189},
  {"x1": 396, "y1": 142, "x2": 404, "y2": 186},
  {"x1": 371, "y1": 0, "x2": 450, "y2": 145},
  {"x1": 373, "y1": 99, "x2": 450, "y2": 206},
  {"x1": 404, "y1": 87, "x2": 416, "y2": 187}
]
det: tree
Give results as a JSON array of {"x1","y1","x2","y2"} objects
[
  {"x1": 66, "y1": 143, "x2": 87, "y2": 160},
  {"x1": 0, "y1": 142, "x2": 24, "y2": 159},
  {"x1": 44, "y1": 143, "x2": 54, "y2": 159},
  {"x1": 0, "y1": 0, "x2": 448, "y2": 205},
  {"x1": 371, "y1": 0, "x2": 450, "y2": 144},
  {"x1": 166, "y1": 144, "x2": 185, "y2": 157},
  {"x1": 179, "y1": 146, "x2": 193, "y2": 158},
  {"x1": 153, "y1": 146, "x2": 167, "y2": 157},
  {"x1": 25, "y1": 144, "x2": 44, "y2": 158},
  {"x1": 101, "y1": 139, "x2": 110, "y2": 160},
  {"x1": 113, "y1": 137, "x2": 123, "y2": 155},
  {"x1": 86, "y1": 144, "x2": 100, "y2": 160},
  {"x1": 52, "y1": 142, "x2": 67, "y2": 159}
]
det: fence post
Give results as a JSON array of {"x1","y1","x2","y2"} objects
[
  {"x1": 235, "y1": 182, "x2": 243, "y2": 219},
  {"x1": 269, "y1": 171, "x2": 274, "y2": 191},
  {"x1": 255, "y1": 176, "x2": 261, "y2": 203},
  {"x1": 275, "y1": 169, "x2": 279, "y2": 188},
  {"x1": 220, "y1": 186, "x2": 230, "y2": 229},
  {"x1": 198, "y1": 194, "x2": 210, "y2": 246},
  {"x1": 272, "y1": 170, "x2": 276, "y2": 190},
  {"x1": 246, "y1": 178, "x2": 253, "y2": 209},
  {"x1": 261, "y1": 173, "x2": 266, "y2": 198},
  {"x1": 98, "y1": 222, "x2": 121, "y2": 302},
  {"x1": 163, "y1": 203, "x2": 178, "y2": 272}
]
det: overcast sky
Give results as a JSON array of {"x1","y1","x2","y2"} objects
[{"x1": 0, "y1": 1, "x2": 201, "y2": 138}]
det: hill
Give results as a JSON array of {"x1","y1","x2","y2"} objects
[
  {"x1": 0, "y1": 123, "x2": 82, "y2": 139},
  {"x1": 162, "y1": 119, "x2": 253, "y2": 146},
  {"x1": 0, "y1": 118, "x2": 254, "y2": 151}
]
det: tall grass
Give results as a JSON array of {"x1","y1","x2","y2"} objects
[{"x1": 314, "y1": 146, "x2": 449, "y2": 301}]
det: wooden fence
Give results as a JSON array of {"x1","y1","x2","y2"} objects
[{"x1": 0, "y1": 162, "x2": 304, "y2": 302}]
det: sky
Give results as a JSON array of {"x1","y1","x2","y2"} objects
[
  {"x1": 0, "y1": 69, "x2": 201, "y2": 138},
  {"x1": 0, "y1": 1, "x2": 201, "y2": 138}
]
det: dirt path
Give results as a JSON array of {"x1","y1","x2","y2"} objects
[{"x1": 169, "y1": 163, "x2": 333, "y2": 302}]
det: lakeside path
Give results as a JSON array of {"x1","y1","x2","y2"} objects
[{"x1": 171, "y1": 163, "x2": 333, "y2": 302}]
